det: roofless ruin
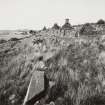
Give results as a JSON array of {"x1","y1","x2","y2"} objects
[{"x1": 51, "y1": 18, "x2": 73, "y2": 30}]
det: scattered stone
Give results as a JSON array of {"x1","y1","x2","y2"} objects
[
  {"x1": 9, "y1": 94, "x2": 15, "y2": 100},
  {"x1": 49, "y1": 101, "x2": 55, "y2": 105}
]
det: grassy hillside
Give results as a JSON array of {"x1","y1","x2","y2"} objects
[
  {"x1": 0, "y1": 24, "x2": 105, "y2": 105},
  {"x1": 0, "y1": 33, "x2": 63, "y2": 105},
  {"x1": 45, "y1": 37, "x2": 105, "y2": 105}
]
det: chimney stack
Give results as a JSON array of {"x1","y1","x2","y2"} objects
[{"x1": 65, "y1": 18, "x2": 69, "y2": 24}]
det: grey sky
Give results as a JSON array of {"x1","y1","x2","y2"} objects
[{"x1": 0, "y1": 0, "x2": 105, "y2": 30}]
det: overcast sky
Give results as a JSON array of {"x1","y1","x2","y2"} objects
[{"x1": 0, "y1": 0, "x2": 105, "y2": 30}]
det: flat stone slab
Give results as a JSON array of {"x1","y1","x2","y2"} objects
[{"x1": 23, "y1": 71, "x2": 45, "y2": 104}]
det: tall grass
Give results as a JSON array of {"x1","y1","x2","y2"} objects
[
  {"x1": 1, "y1": 35, "x2": 105, "y2": 105},
  {"x1": 45, "y1": 39, "x2": 105, "y2": 105},
  {"x1": 0, "y1": 42, "x2": 36, "y2": 105}
]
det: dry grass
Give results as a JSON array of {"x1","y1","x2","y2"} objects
[
  {"x1": 45, "y1": 38, "x2": 105, "y2": 105},
  {"x1": 0, "y1": 32, "x2": 105, "y2": 105},
  {"x1": 0, "y1": 40, "x2": 36, "y2": 105}
]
